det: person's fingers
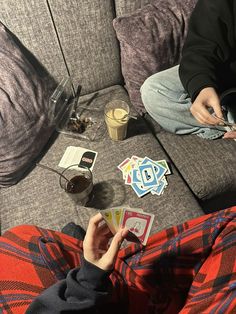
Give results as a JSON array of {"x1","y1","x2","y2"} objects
[
  {"x1": 191, "y1": 104, "x2": 221, "y2": 125},
  {"x1": 211, "y1": 102, "x2": 224, "y2": 120},
  {"x1": 223, "y1": 131, "x2": 236, "y2": 139},
  {"x1": 103, "y1": 228, "x2": 129, "y2": 269},
  {"x1": 83, "y1": 213, "x2": 103, "y2": 246},
  {"x1": 97, "y1": 222, "x2": 112, "y2": 235}
]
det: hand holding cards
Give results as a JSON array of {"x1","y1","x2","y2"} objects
[{"x1": 100, "y1": 207, "x2": 154, "y2": 245}]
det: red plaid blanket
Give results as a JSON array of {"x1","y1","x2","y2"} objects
[{"x1": 1, "y1": 206, "x2": 236, "y2": 313}]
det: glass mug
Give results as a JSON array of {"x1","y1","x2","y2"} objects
[
  {"x1": 104, "y1": 100, "x2": 130, "y2": 141},
  {"x1": 59, "y1": 164, "x2": 93, "y2": 206}
]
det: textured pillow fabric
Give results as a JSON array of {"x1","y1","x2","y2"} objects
[
  {"x1": 113, "y1": 0, "x2": 197, "y2": 114},
  {"x1": 0, "y1": 23, "x2": 55, "y2": 187}
]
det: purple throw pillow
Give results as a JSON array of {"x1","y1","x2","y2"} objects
[
  {"x1": 0, "y1": 23, "x2": 55, "y2": 186},
  {"x1": 113, "y1": 0, "x2": 197, "y2": 115}
]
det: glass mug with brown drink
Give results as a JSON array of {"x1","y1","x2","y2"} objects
[
  {"x1": 59, "y1": 164, "x2": 93, "y2": 206},
  {"x1": 104, "y1": 100, "x2": 130, "y2": 141}
]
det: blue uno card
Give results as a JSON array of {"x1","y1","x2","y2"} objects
[
  {"x1": 138, "y1": 164, "x2": 158, "y2": 188},
  {"x1": 131, "y1": 181, "x2": 152, "y2": 197},
  {"x1": 132, "y1": 168, "x2": 141, "y2": 183},
  {"x1": 151, "y1": 177, "x2": 167, "y2": 195},
  {"x1": 142, "y1": 157, "x2": 166, "y2": 182}
]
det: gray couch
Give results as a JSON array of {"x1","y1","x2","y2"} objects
[{"x1": 0, "y1": 0, "x2": 235, "y2": 236}]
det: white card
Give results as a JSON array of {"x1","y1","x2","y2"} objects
[{"x1": 58, "y1": 146, "x2": 98, "y2": 171}]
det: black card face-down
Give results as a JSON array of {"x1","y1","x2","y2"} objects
[{"x1": 79, "y1": 151, "x2": 97, "y2": 169}]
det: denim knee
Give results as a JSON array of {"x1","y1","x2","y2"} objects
[{"x1": 141, "y1": 75, "x2": 161, "y2": 113}]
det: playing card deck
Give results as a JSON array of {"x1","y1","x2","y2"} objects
[
  {"x1": 118, "y1": 156, "x2": 171, "y2": 197},
  {"x1": 100, "y1": 206, "x2": 154, "y2": 245},
  {"x1": 59, "y1": 146, "x2": 98, "y2": 171}
]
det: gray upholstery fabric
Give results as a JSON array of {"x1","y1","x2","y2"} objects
[
  {"x1": 146, "y1": 116, "x2": 236, "y2": 211},
  {"x1": 0, "y1": 22, "x2": 56, "y2": 187},
  {"x1": 113, "y1": 0, "x2": 197, "y2": 114},
  {"x1": 0, "y1": 0, "x2": 68, "y2": 82},
  {"x1": 115, "y1": 0, "x2": 151, "y2": 16},
  {"x1": 0, "y1": 85, "x2": 203, "y2": 235},
  {"x1": 48, "y1": 0, "x2": 122, "y2": 95}
]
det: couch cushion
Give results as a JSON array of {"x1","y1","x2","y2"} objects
[
  {"x1": 149, "y1": 118, "x2": 236, "y2": 211},
  {"x1": 0, "y1": 0, "x2": 68, "y2": 82},
  {"x1": 47, "y1": 0, "x2": 122, "y2": 95},
  {"x1": 0, "y1": 22, "x2": 55, "y2": 186},
  {"x1": 114, "y1": 0, "x2": 151, "y2": 16},
  {"x1": 0, "y1": 85, "x2": 203, "y2": 235},
  {"x1": 113, "y1": 0, "x2": 197, "y2": 114}
]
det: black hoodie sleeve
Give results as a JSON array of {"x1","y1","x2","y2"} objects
[
  {"x1": 179, "y1": 0, "x2": 235, "y2": 100},
  {"x1": 26, "y1": 258, "x2": 112, "y2": 314}
]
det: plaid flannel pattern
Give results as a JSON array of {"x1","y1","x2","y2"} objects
[{"x1": 1, "y1": 206, "x2": 236, "y2": 314}]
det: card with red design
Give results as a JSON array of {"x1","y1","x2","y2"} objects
[{"x1": 120, "y1": 209, "x2": 154, "y2": 245}]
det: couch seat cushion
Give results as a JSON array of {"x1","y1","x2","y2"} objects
[
  {"x1": 153, "y1": 124, "x2": 236, "y2": 211},
  {"x1": 0, "y1": 85, "x2": 203, "y2": 235}
]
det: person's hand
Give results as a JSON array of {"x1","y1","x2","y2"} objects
[
  {"x1": 190, "y1": 87, "x2": 223, "y2": 125},
  {"x1": 83, "y1": 213, "x2": 128, "y2": 271},
  {"x1": 223, "y1": 130, "x2": 236, "y2": 139}
]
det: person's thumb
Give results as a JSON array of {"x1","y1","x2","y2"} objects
[{"x1": 104, "y1": 228, "x2": 128, "y2": 269}]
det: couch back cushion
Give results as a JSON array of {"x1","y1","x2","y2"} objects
[
  {"x1": 0, "y1": 0, "x2": 68, "y2": 83},
  {"x1": 0, "y1": 0, "x2": 123, "y2": 94},
  {"x1": 113, "y1": 0, "x2": 197, "y2": 114},
  {"x1": 0, "y1": 22, "x2": 55, "y2": 186},
  {"x1": 47, "y1": 0, "x2": 123, "y2": 95}
]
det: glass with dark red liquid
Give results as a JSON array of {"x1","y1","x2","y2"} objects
[{"x1": 59, "y1": 164, "x2": 93, "y2": 205}]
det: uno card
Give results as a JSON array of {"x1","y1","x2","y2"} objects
[
  {"x1": 125, "y1": 173, "x2": 132, "y2": 185},
  {"x1": 132, "y1": 168, "x2": 141, "y2": 183},
  {"x1": 100, "y1": 208, "x2": 116, "y2": 234},
  {"x1": 157, "y1": 159, "x2": 171, "y2": 175},
  {"x1": 117, "y1": 158, "x2": 131, "y2": 172},
  {"x1": 121, "y1": 209, "x2": 154, "y2": 245},
  {"x1": 112, "y1": 207, "x2": 124, "y2": 231},
  {"x1": 138, "y1": 164, "x2": 158, "y2": 188},
  {"x1": 131, "y1": 181, "x2": 152, "y2": 197},
  {"x1": 141, "y1": 157, "x2": 167, "y2": 182},
  {"x1": 151, "y1": 177, "x2": 167, "y2": 195},
  {"x1": 117, "y1": 156, "x2": 171, "y2": 198}
]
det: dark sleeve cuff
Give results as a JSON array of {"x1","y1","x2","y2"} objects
[
  {"x1": 78, "y1": 257, "x2": 112, "y2": 292},
  {"x1": 185, "y1": 73, "x2": 218, "y2": 101}
]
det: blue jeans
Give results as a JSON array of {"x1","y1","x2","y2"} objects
[{"x1": 141, "y1": 65, "x2": 235, "y2": 140}]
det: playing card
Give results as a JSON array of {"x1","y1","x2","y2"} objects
[
  {"x1": 100, "y1": 208, "x2": 116, "y2": 234},
  {"x1": 117, "y1": 158, "x2": 130, "y2": 172},
  {"x1": 101, "y1": 206, "x2": 144, "y2": 233},
  {"x1": 120, "y1": 209, "x2": 154, "y2": 245},
  {"x1": 59, "y1": 146, "x2": 98, "y2": 171},
  {"x1": 157, "y1": 159, "x2": 171, "y2": 175},
  {"x1": 141, "y1": 157, "x2": 167, "y2": 182},
  {"x1": 151, "y1": 177, "x2": 167, "y2": 195},
  {"x1": 112, "y1": 207, "x2": 124, "y2": 231},
  {"x1": 138, "y1": 163, "x2": 158, "y2": 188},
  {"x1": 125, "y1": 173, "x2": 132, "y2": 185},
  {"x1": 131, "y1": 181, "x2": 152, "y2": 197},
  {"x1": 132, "y1": 168, "x2": 142, "y2": 183},
  {"x1": 118, "y1": 156, "x2": 171, "y2": 198}
]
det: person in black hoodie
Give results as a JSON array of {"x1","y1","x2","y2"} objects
[
  {"x1": 141, "y1": 0, "x2": 236, "y2": 140},
  {"x1": 1, "y1": 207, "x2": 236, "y2": 313},
  {"x1": 25, "y1": 213, "x2": 129, "y2": 314}
]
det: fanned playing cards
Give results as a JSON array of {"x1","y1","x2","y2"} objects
[
  {"x1": 118, "y1": 156, "x2": 171, "y2": 197},
  {"x1": 100, "y1": 206, "x2": 154, "y2": 245}
]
